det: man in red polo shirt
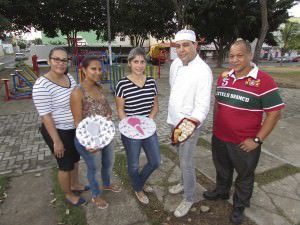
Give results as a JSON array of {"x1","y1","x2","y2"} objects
[{"x1": 203, "y1": 39, "x2": 284, "y2": 224}]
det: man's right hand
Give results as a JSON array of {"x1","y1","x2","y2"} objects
[{"x1": 53, "y1": 140, "x2": 64, "y2": 158}]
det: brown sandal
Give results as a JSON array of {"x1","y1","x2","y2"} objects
[
  {"x1": 91, "y1": 197, "x2": 109, "y2": 209},
  {"x1": 103, "y1": 184, "x2": 122, "y2": 193},
  {"x1": 135, "y1": 191, "x2": 149, "y2": 204}
]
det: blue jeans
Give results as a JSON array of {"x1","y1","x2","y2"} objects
[
  {"x1": 121, "y1": 133, "x2": 161, "y2": 192},
  {"x1": 74, "y1": 137, "x2": 114, "y2": 198}
]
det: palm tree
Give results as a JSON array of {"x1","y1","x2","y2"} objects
[{"x1": 277, "y1": 21, "x2": 300, "y2": 66}]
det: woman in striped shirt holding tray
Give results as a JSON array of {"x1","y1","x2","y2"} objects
[
  {"x1": 32, "y1": 47, "x2": 87, "y2": 206},
  {"x1": 115, "y1": 47, "x2": 160, "y2": 204}
]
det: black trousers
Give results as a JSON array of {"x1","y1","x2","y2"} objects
[{"x1": 212, "y1": 135, "x2": 261, "y2": 208}]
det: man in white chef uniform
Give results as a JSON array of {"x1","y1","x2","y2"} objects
[{"x1": 167, "y1": 29, "x2": 213, "y2": 217}]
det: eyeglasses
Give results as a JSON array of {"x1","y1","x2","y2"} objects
[{"x1": 50, "y1": 57, "x2": 68, "y2": 64}]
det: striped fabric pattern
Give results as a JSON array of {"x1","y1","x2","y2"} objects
[
  {"x1": 213, "y1": 68, "x2": 285, "y2": 144},
  {"x1": 115, "y1": 77, "x2": 157, "y2": 117},
  {"x1": 32, "y1": 74, "x2": 76, "y2": 130}
]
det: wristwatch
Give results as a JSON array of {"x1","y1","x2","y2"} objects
[{"x1": 253, "y1": 137, "x2": 263, "y2": 145}]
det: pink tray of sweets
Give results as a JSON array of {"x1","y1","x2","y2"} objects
[
  {"x1": 119, "y1": 115, "x2": 156, "y2": 139},
  {"x1": 171, "y1": 118, "x2": 198, "y2": 145}
]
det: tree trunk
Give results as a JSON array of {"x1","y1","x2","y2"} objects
[
  {"x1": 217, "y1": 47, "x2": 224, "y2": 68},
  {"x1": 253, "y1": 0, "x2": 269, "y2": 64},
  {"x1": 130, "y1": 36, "x2": 134, "y2": 46},
  {"x1": 280, "y1": 48, "x2": 285, "y2": 66},
  {"x1": 140, "y1": 38, "x2": 145, "y2": 47},
  {"x1": 135, "y1": 35, "x2": 140, "y2": 47},
  {"x1": 213, "y1": 39, "x2": 225, "y2": 68},
  {"x1": 67, "y1": 34, "x2": 71, "y2": 48},
  {"x1": 174, "y1": 0, "x2": 189, "y2": 29}
]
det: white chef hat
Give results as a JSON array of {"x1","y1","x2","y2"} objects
[{"x1": 174, "y1": 29, "x2": 196, "y2": 42}]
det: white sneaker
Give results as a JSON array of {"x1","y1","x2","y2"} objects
[
  {"x1": 168, "y1": 183, "x2": 184, "y2": 194},
  {"x1": 174, "y1": 199, "x2": 193, "y2": 217}
]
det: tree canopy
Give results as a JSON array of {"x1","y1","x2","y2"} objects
[
  {"x1": 276, "y1": 21, "x2": 300, "y2": 57},
  {"x1": 0, "y1": 0, "x2": 297, "y2": 64},
  {"x1": 185, "y1": 0, "x2": 295, "y2": 66},
  {"x1": 107, "y1": 0, "x2": 176, "y2": 46}
]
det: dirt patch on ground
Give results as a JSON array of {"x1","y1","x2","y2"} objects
[
  {"x1": 0, "y1": 170, "x2": 57, "y2": 225},
  {"x1": 115, "y1": 150, "x2": 257, "y2": 225}
]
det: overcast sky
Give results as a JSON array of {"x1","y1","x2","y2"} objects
[{"x1": 288, "y1": 2, "x2": 300, "y2": 17}]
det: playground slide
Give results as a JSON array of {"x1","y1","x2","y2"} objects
[
  {"x1": 23, "y1": 65, "x2": 39, "y2": 80},
  {"x1": 15, "y1": 70, "x2": 35, "y2": 87},
  {"x1": 110, "y1": 65, "x2": 125, "y2": 92},
  {"x1": 1, "y1": 70, "x2": 33, "y2": 101}
]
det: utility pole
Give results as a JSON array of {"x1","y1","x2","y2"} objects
[{"x1": 107, "y1": 0, "x2": 113, "y2": 66}]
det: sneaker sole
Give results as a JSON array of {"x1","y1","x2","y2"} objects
[
  {"x1": 174, "y1": 211, "x2": 188, "y2": 218},
  {"x1": 169, "y1": 190, "x2": 184, "y2": 194}
]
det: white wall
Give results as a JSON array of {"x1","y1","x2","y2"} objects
[
  {"x1": 2, "y1": 44, "x2": 14, "y2": 54},
  {"x1": 90, "y1": 36, "x2": 150, "y2": 48},
  {"x1": 22, "y1": 28, "x2": 42, "y2": 41},
  {"x1": 0, "y1": 45, "x2": 4, "y2": 57},
  {"x1": 30, "y1": 45, "x2": 59, "y2": 60}
]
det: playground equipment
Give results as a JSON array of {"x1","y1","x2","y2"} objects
[
  {"x1": 73, "y1": 50, "x2": 111, "y2": 83},
  {"x1": 109, "y1": 64, "x2": 126, "y2": 92},
  {"x1": 77, "y1": 62, "x2": 158, "y2": 93},
  {"x1": 72, "y1": 47, "x2": 159, "y2": 94},
  {"x1": 76, "y1": 60, "x2": 125, "y2": 92},
  {"x1": 145, "y1": 65, "x2": 159, "y2": 79},
  {"x1": 108, "y1": 64, "x2": 159, "y2": 93},
  {"x1": 32, "y1": 54, "x2": 39, "y2": 75},
  {"x1": 2, "y1": 66, "x2": 38, "y2": 101},
  {"x1": 148, "y1": 44, "x2": 169, "y2": 79},
  {"x1": 148, "y1": 44, "x2": 168, "y2": 65}
]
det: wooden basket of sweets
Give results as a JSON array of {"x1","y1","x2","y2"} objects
[{"x1": 171, "y1": 118, "x2": 198, "y2": 145}]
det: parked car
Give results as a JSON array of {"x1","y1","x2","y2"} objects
[
  {"x1": 275, "y1": 57, "x2": 291, "y2": 63},
  {"x1": 292, "y1": 56, "x2": 300, "y2": 62},
  {"x1": 37, "y1": 59, "x2": 49, "y2": 67},
  {"x1": 15, "y1": 52, "x2": 28, "y2": 61}
]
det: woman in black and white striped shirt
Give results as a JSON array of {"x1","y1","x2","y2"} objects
[
  {"x1": 32, "y1": 47, "x2": 86, "y2": 206},
  {"x1": 115, "y1": 47, "x2": 160, "y2": 205}
]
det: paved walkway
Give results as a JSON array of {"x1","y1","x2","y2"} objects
[{"x1": 0, "y1": 63, "x2": 299, "y2": 224}]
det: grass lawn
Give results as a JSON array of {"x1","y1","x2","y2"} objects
[
  {"x1": 0, "y1": 176, "x2": 8, "y2": 200},
  {"x1": 261, "y1": 66, "x2": 300, "y2": 88},
  {"x1": 0, "y1": 175, "x2": 9, "y2": 203},
  {"x1": 51, "y1": 168, "x2": 86, "y2": 225},
  {"x1": 211, "y1": 65, "x2": 300, "y2": 88}
]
